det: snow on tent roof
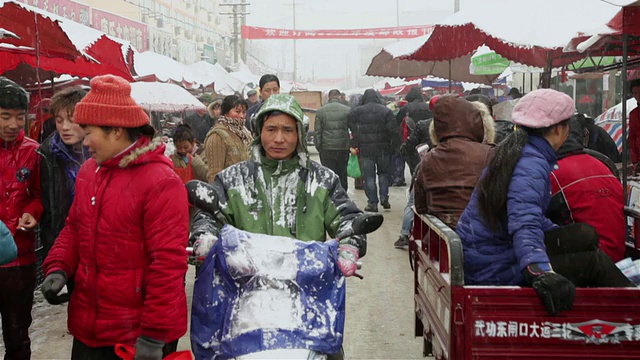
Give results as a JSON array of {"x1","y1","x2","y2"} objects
[
  {"x1": 398, "y1": 0, "x2": 635, "y2": 68},
  {"x1": 130, "y1": 82, "x2": 206, "y2": 112},
  {"x1": 189, "y1": 61, "x2": 244, "y2": 94},
  {"x1": 134, "y1": 51, "x2": 199, "y2": 87}
]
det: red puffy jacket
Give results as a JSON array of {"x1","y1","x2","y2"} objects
[
  {"x1": 0, "y1": 130, "x2": 43, "y2": 267},
  {"x1": 549, "y1": 153, "x2": 625, "y2": 262},
  {"x1": 43, "y1": 137, "x2": 189, "y2": 347}
]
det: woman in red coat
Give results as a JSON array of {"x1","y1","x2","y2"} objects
[{"x1": 41, "y1": 75, "x2": 189, "y2": 360}]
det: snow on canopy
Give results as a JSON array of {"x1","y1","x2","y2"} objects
[
  {"x1": 398, "y1": 0, "x2": 636, "y2": 68},
  {"x1": 188, "y1": 61, "x2": 244, "y2": 95},
  {"x1": 129, "y1": 82, "x2": 206, "y2": 112},
  {"x1": 134, "y1": 51, "x2": 201, "y2": 88}
]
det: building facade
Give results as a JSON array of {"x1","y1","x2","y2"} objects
[{"x1": 14, "y1": 0, "x2": 235, "y2": 66}]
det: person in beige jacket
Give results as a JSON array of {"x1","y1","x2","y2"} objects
[{"x1": 204, "y1": 95, "x2": 253, "y2": 182}]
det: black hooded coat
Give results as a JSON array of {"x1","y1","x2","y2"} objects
[{"x1": 349, "y1": 89, "x2": 398, "y2": 157}]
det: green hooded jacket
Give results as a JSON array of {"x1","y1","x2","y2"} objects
[{"x1": 192, "y1": 94, "x2": 366, "y2": 256}]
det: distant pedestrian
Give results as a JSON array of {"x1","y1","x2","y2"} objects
[
  {"x1": 246, "y1": 89, "x2": 259, "y2": 108},
  {"x1": 315, "y1": 89, "x2": 352, "y2": 190},
  {"x1": 349, "y1": 89, "x2": 398, "y2": 212},
  {"x1": 246, "y1": 74, "x2": 280, "y2": 132}
]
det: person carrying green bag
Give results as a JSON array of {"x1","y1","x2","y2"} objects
[{"x1": 347, "y1": 152, "x2": 361, "y2": 178}]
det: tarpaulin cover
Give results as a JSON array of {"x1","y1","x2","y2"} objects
[{"x1": 191, "y1": 225, "x2": 345, "y2": 360}]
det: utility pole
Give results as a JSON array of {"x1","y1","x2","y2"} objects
[
  {"x1": 292, "y1": 0, "x2": 297, "y2": 83},
  {"x1": 220, "y1": 2, "x2": 250, "y2": 64},
  {"x1": 282, "y1": 1, "x2": 299, "y2": 83}
]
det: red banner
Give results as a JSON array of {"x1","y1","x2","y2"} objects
[
  {"x1": 242, "y1": 25, "x2": 433, "y2": 39},
  {"x1": 91, "y1": 8, "x2": 148, "y2": 51},
  {"x1": 14, "y1": 0, "x2": 90, "y2": 25}
]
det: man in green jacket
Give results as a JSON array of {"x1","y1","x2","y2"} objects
[
  {"x1": 315, "y1": 89, "x2": 353, "y2": 191},
  {"x1": 191, "y1": 94, "x2": 366, "y2": 276}
]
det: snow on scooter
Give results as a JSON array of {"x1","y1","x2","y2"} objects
[{"x1": 185, "y1": 180, "x2": 383, "y2": 360}]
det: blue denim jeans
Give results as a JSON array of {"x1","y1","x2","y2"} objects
[
  {"x1": 392, "y1": 154, "x2": 406, "y2": 184},
  {"x1": 401, "y1": 189, "x2": 415, "y2": 236},
  {"x1": 362, "y1": 154, "x2": 391, "y2": 205}
]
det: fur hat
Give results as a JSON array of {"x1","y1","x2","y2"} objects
[
  {"x1": 511, "y1": 89, "x2": 575, "y2": 129},
  {"x1": 74, "y1": 75, "x2": 149, "y2": 128}
]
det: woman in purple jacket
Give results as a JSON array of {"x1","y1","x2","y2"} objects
[{"x1": 457, "y1": 89, "x2": 631, "y2": 316}]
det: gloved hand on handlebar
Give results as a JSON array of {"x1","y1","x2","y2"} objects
[
  {"x1": 337, "y1": 244, "x2": 359, "y2": 277},
  {"x1": 523, "y1": 263, "x2": 575, "y2": 316}
]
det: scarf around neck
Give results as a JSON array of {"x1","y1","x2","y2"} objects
[{"x1": 217, "y1": 116, "x2": 253, "y2": 147}]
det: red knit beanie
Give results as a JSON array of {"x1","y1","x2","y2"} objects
[{"x1": 74, "y1": 75, "x2": 149, "y2": 128}]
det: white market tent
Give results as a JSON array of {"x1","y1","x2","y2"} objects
[
  {"x1": 134, "y1": 51, "x2": 200, "y2": 88},
  {"x1": 130, "y1": 82, "x2": 206, "y2": 112},
  {"x1": 188, "y1": 61, "x2": 244, "y2": 95}
]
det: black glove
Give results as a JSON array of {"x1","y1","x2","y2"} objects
[
  {"x1": 523, "y1": 263, "x2": 575, "y2": 316},
  {"x1": 41, "y1": 271, "x2": 70, "y2": 305},
  {"x1": 134, "y1": 336, "x2": 165, "y2": 360}
]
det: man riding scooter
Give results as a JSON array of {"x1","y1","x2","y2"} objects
[{"x1": 189, "y1": 94, "x2": 368, "y2": 359}]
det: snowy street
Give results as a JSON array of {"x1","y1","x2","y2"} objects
[{"x1": 15, "y1": 150, "x2": 427, "y2": 359}]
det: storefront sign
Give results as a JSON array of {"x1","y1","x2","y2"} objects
[
  {"x1": 15, "y1": 0, "x2": 90, "y2": 25},
  {"x1": 203, "y1": 43, "x2": 216, "y2": 65},
  {"x1": 91, "y1": 8, "x2": 147, "y2": 51}
]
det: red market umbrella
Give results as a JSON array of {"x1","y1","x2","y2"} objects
[
  {"x1": 0, "y1": 1, "x2": 81, "y2": 59},
  {"x1": 565, "y1": 0, "x2": 640, "y2": 198},
  {"x1": 396, "y1": 0, "x2": 633, "y2": 87},
  {"x1": 0, "y1": 35, "x2": 135, "y2": 82}
]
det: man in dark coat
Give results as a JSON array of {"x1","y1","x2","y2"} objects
[
  {"x1": 349, "y1": 89, "x2": 398, "y2": 212},
  {"x1": 315, "y1": 89, "x2": 352, "y2": 190},
  {"x1": 245, "y1": 74, "x2": 280, "y2": 133}
]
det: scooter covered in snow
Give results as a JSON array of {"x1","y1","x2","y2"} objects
[{"x1": 185, "y1": 180, "x2": 383, "y2": 360}]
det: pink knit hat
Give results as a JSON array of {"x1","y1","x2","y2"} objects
[
  {"x1": 74, "y1": 75, "x2": 149, "y2": 128},
  {"x1": 511, "y1": 89, "x2": 575, "y2": 128}
]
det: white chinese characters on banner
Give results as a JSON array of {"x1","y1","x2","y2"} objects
[{"x1": 474, "y1": 319, "x2": 640, "y2": 345}]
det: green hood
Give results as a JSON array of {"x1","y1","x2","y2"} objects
[{"x1": 252, "y1": 94, "x2": 309, "y2": 168}]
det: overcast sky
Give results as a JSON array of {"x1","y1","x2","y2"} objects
[{"x1": 244, "y1": 0, "x2": 469, "y2": 86}]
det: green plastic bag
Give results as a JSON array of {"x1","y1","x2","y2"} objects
[{"x1": 347, "y1": 154, "x2": 362, "y2": 178}]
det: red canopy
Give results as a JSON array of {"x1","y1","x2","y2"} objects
[
  {"x1": 398, "y1": 0, "x2": 631, "y2": 69},
  {"x1": 0, "y1": 1, "x2": 135, "y2": 82},
  {"x1": 566, "y1": 2, "x2": 640, "y2": 55},
  {"x1": 0, "y1": 1, "x2": 80, "y2": 59},
  {"x1": 0, "y1": 35, "x2": 135, "y2": 82}
]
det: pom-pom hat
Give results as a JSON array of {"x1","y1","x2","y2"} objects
[
  {"x1": 74, "y1": 75, "x2": 149, "y2": 128},
  {"x1": 511, "y1": 89, "x2": 575, "y2": 129}
]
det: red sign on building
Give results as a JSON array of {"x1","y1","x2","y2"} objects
[
  {"x1": 14, "y1": 0, "x2": 90, "y2": 25},
  {"x1": 91, "y1": 8, "x2": 148, "y2": 51},
  {"x1": 242, "y1": 25, "x2": 434, "y2": 40}
]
